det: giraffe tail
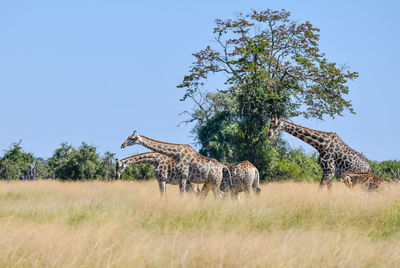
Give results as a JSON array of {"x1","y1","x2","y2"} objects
[
  {"x1": 253, "y1": 168, "x2": 261, "y2": 195},
  {"x1": 222, "y1": 165, "x2": 232, "y2": 189}
]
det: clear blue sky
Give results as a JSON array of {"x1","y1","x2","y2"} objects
[{"x1": 1, "y1": 0, "x2": 399, "y2": 161}]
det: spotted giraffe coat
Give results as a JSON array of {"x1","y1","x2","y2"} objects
[
  {"x1": 343, "y1": 172, "x2": 393, "y2": 191},
  {"x1": 269, "y1": 118, "x2": 372, "y2": 189},
  {"x1": 121, "y1": 131, "x2": 231, "y2": 198},
  {"x1": 220, "y1": 161, "x2": 261, "y2": 199},
  {"x1": 115, "y1": 152, "x2": 198, "y2": 195}
]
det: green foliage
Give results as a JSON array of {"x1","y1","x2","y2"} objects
[
  {"x1": 178, "y1": 9, "x2": 358, "y2": 120},
  {"x1": 235, "y1": 126, "x2": 280, "y2": 180},
  {"x1": 0, "y1": 141, "x2": 155, "y2": 181},
  {"x1": 98, "y1": 151, "x2": 116, "y2": 180},
  {"x1": 119, "y1": 164, "x2": 154, "y2": 181},
  {"x1": 273, "y1": 149, "x2": 322, "y2": 182},
  {"x1": 195, "y1": 106, "x2": 322, "y2": 180},
  {"x1": 48, "y1": 142, "x2": 118, "y2": 181},
  {"x1": 178, "y1": 9, "x2": 358, "y2": 180},
  {"x1": 0, "y1": 141, "x2": 35, "y2": 180},
  {"x1": 370, "y1": 160, "x2": 400, "y2": 180},
  {"x1": 197, "y1": 111, "x2": 238, "y2": 162}
]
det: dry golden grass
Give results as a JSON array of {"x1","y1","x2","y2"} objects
[{"x1": 0, "y1": 180, "x2": 400, "y2": 267}]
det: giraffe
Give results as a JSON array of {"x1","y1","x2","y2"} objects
[
  {"x1": 268, "y1": 118, "x2": 372, "y2": 189},
  {"x1": 115, "y1": 152, "x2": 198, "y2": 197},
  {"x1": 120, "y1": 131, "x2": 231, "y2": 198},
  {"x1": 220, "y1": 161, "x2": 261, "y2": 200},
  {"x1": 343, "y1": 172, "x2": 393, "y2": 191}
]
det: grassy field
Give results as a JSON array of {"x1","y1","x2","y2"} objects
[{"x1": 0, "y1": 180, "x2": 399, "y2": 267}]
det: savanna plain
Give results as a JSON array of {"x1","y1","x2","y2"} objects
[{"x1": 0, "y1": 180, "x2": 400, "y2": 267}]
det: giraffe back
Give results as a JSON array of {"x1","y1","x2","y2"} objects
[
  {"x1": 221, "y1": 160, "x2": 261, "y2": 195},
  {"x1": 325, "y1": 135, "x2": 372, "y2": 177}
]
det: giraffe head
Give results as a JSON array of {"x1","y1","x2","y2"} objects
[
  {"x1": 267, "y1": 118, "x2": 283, "y2": 139},
  {"x1": 121, "y1": 131, "x2": 141, "y2": 148},
  {"x1": 115, "y1": 159, "x2": 125, "y2": 179},
  {"x1": 342, "y1": 173, "x2": 353, "y2": 188}
]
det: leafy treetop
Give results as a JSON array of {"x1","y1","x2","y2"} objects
[{"x1": 178, "y1": 9, "x2": 358, "y2": 120}]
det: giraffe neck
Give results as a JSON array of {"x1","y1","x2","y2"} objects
[
  {"x1": 281, "y1": 120, "x2": 331, "y2": 152},
  {"x1": 121, "y1": 153, "x2": 160, "y2": 167},
  {"x1": 138, "y1": 136, "x2": 182, "y2": 158}
]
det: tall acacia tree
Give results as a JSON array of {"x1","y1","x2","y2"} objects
[{"x1": 178, "y1": 9, "x2": 358, "y2": 179}]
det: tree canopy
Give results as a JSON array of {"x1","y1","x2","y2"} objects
[
  {"x1": 0, "y1": 141, "x2": 35, "y2": 180},
  {"x1": 178, "y1": 9, "x2": 359, "y2": 179},
  {"x1": 178, "y1": 9, "x2": 358, "y2": 120}
]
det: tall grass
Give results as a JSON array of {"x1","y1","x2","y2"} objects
[{"x1": 0, "y1": 180, "x2": 399, "y2": 267}]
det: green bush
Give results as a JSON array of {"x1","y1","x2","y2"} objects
[
  {"x1": 273, "y1": 149, "x2": 322, "y2": 182},
  {"x1": 370, "y1": 160, "x2": 400, "y2": 179},
  {"x1": 0, "y1": 141, "x2": 36, "y2": 180},
  {"x1": 46, "y1": 142, "x2": 154, "y2": 181},
  {"x1": 119, "y1": 164, "x2": 154, "y2": 181},
  {"x1": 1, "y1": 141, "x2": 397, "y2": 182},
  {"x1": 47, "y1": 142, "x2": 117, "y2": 181}
]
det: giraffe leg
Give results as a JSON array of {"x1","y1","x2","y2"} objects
[
  {"x1": 230, "y1": 189, "x2": 240, "y2": 201},
  {"x1": 185, "y1": 181, "x2": 193, "y2": 192},
  {"x1": 319, "y1": 171, "x2": 335, "y2": 190},
  {"x1": 158, "y1": 180, "x2": 166, "y2": 199},
  {"x1": 157, "y1": 171, "x2": 168, "y2": 198},
  {"x1": 211, "y1": 169, "x2": 223, "y2": 199},
  {"x1": 199, "y1": 182, "x2": 211, "y2": 199},
  {"x1": 178, "y1": 168, "x2": 189, "y2": 199},
  {"x1": 219, "y1": 177, "x2": 230, "y2": 195},
  {"x1": 244, "y1": 189, "x2": 251, "y2": 198},
  {"x1": 179, "y1": 179, "x2": 186, "y2": 198},
  {"x1": 319, "y1": 160, "x2": 335, "y2": 190},
  {"x1": 211, "y1": 183, "x2": 222, "y2": 199},
  {"x1": 195, "y1": 184, "x2": 201, "y2": 196},
  {"x1": 185, "y1": 181, "x2": 198, "y2": 198},
  {"x1": 243, "y1": 179, "x2": 252, "y2": 198}
]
